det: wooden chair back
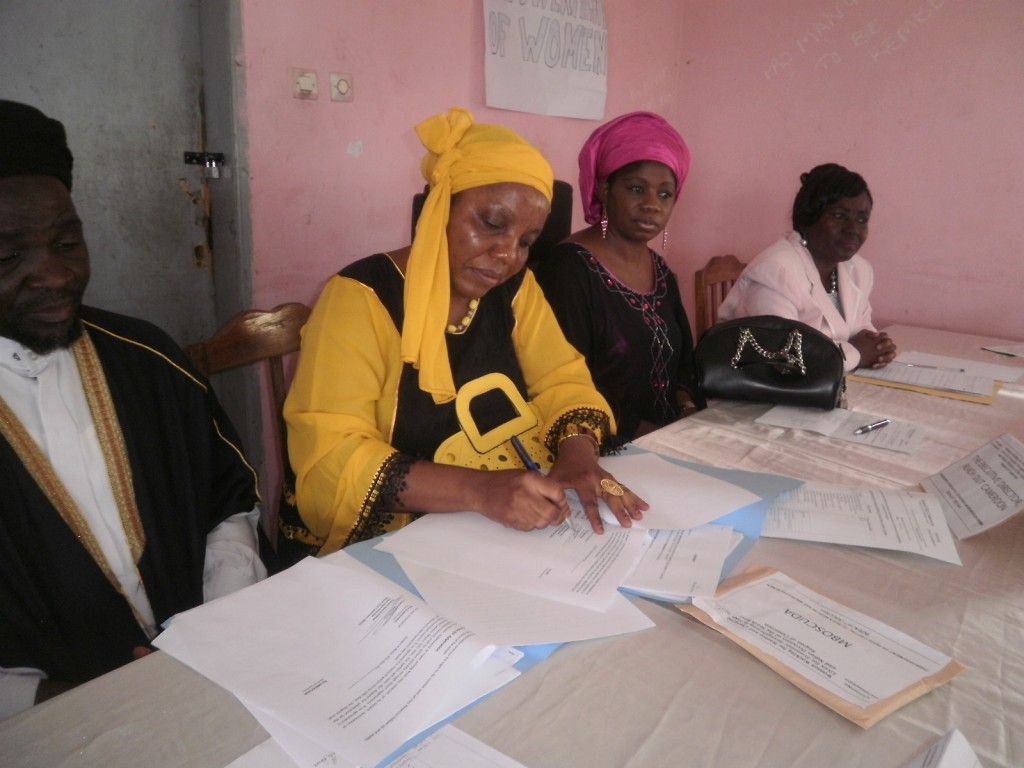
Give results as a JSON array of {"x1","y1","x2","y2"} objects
[
  {"x1": 693, "y1": 254, "x2": 746, "y2": 339},
  {"x1": 185, "y1": 302, "x2": 311, "y2": 476}
]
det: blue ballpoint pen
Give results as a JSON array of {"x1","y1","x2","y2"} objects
[
  {"x1": 510, "y1": 435, "x2": 541, "y2": 471},
  {"x1": 510, "y1": 435, "x2": 579, "y2": 531}
]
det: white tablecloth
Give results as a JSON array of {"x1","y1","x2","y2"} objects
[{"x1": 2, "y1": 325, "x2": 1022, "y2": 767}]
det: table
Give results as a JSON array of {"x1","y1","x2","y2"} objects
[{"x1": 3, "y1": 325, "x2": 1022, "y2": 767}]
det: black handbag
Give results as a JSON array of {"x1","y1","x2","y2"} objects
[{"x1": 695, "y1": 315, "x2": 845, "y2": 409}]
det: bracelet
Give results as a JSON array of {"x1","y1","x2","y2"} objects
[{"x1": 557, "y1": 424, "x2": 600, "y2": 456}]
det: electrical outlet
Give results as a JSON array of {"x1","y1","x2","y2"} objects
[
  {"x1": 330, "y1": 73, "x2": 354, "y2": 102},
  {"x1": 292, "y1": 68, "x2": 318, "y2": 99}
]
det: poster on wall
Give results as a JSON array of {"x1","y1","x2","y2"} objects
[{"x1": 483, "y1": 0, "x2": 607, "y2": 120}]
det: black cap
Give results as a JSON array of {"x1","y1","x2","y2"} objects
[{"x1": 0, "y1": 100, "x2": 74, "y2": 190}]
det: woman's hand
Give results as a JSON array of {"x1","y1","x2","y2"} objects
[
  {"x1": 851, "y1": 329, "x2": 897, "y2": 368},
  {"x1": 474, "y1": 470, "x2": 572, "y2": 531},
  {"x1": 547, "y1": 436, "x2": 648, "y2": 534}
]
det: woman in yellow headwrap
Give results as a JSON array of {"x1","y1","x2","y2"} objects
[{"x1": 284, "y1": 108, "x2": 646, "y2": 554}]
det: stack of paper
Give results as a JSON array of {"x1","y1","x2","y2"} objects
[
  {"x1": 849, "y1": 351, "x2": 1021, "y2": 404},
  {"x1": 922, "y1": 433, "x2": 1024, "y2": 539},
  {"x1": 155, "y1": 554, "x2": 524, "y2": 768},
  {"x1": 761, "y1": 484, "x2": 962, "y2": 564}
]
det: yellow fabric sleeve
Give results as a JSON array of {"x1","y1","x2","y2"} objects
[
  {"x1": 284, "y1": 268, "x2": 615, "y2": 555},
  {"x1": 284, "y1": 275, "x2": 406, "y2": 554}
]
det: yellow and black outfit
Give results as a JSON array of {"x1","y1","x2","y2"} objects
[{"x1": 284, "y1": 108, "x2": 613, "y2": 554}]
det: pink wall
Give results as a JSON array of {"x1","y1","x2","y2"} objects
[
  {"x1": 239, "y1": 0, "x2": 691, "y2": 306},
  {"x1": 241, "y1": 0, "x2": 1023, "y2": 340},
  {"x1": 673, "y1": 0, "x2": 1024, "y2": 339}
]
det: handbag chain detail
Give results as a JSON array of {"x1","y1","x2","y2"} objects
[{"x1": 732, "y1": 327, "x2": 806, "y2": 375}]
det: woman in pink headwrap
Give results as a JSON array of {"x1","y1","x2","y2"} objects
[{"x1": 533, "y1": 112, "x2": 703, "y2": 446}]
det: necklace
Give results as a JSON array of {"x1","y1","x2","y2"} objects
[
  {"x1": 827, "y1": 269, "x2": 838, "y2": 294},
  {"x1": 446, "y1": 298, "x2": 480, "y2": 334}
]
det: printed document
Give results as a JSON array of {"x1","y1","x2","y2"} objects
[
  {"x1": 619, "y1": 525, "x2": 740, "y2": 601},
  {"x1": 375, "y1": 505, "x2": 648, "y2": 611},
  {"x1": 154, "y1": 554, "x2": 521, "y2": 768},
  {"x1": 755, "y1": 406, "x2": 925, "y2": 454},
  {"x1": 396, "y1": 557, "x2": 654, "y2": 647},
  {"x1": 922, "y1": 433, "x2": 1024, "y2": 538},
  {"x1": 899, "y1": 729, "x2": 982, "y2": 768},
  {"x1": 762, "y1": 484, "x2": 961, "y2": 564},
  {"x1": 597, "y1": 452, "x2": 761, "y2": 529},
  {"x1": 684, "y1": 570, "x2": 962, "y2": 726},
  {"x1": 854, "y1": 353, "x2": 996, "y2": 396}
]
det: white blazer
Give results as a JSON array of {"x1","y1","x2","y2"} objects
[{"x1": 718, "y1": 232, "x2": 876, "y2": 370}]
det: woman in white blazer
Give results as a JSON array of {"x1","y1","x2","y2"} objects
[{"x1": 718, "y1": 163, "x2": 896, "y2": 370}]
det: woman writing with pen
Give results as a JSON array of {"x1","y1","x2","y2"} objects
[{"x1": 283, "y1": 108, "x2": 646, "y2": 555}]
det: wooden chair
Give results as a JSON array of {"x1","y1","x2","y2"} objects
[
  {"x1": 693, "y1": 254, "x2": 746, "y2": 339},
  {"x1": 184, "y1": 302, "x2": 311, "y2": 557}
]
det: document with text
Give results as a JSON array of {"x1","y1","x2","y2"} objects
[
  {"x1": 154, "y1": 554, "x2": 521, "y2": 768},
  {"x1": 375, "y1": 505, "x2": 648, "y2": 611},
  {"x1": 762, "y1": 484, "x2": 961, "y2": 564},
  {"x1": 619, "y1": 525, "x2": 740, "y2": 601},
  {"x1": 598, "y1": 452, "x2": 761, "y2": 529},
  {"x1": 922, "y1": 433, "x2": 1024, "y2": 538},
  {"x1": 755, "y1": 406, "x2": 925, "y2": 454},
  {"x1": 396, "y1": 557, "x2": 654, "y2": 647},
  {"x1": 681, "y1": 569, "x2": 963, "y2": 728},
  {"x1": 853, "y1": 352, "x2": 997, "y2": 397}
]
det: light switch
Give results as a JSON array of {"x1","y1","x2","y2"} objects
[
  {"x1": 330, "y1": 73, "x2": 354, "y2": 102},
  {"x1": 291, "y1": 68, "x2": 318, "y2": 100}
]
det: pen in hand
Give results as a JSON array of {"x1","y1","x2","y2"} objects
[
  {"x1": 854, "y1": 418, "x2": 890, "y2": 436},
  {"x1": 510, "y1": 435, "x2": 580, "y2": 532}
]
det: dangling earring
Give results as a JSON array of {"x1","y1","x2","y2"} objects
[
  {"x1": 799, "y1": 232, "x2": 808, "y2": 247},
  {"x1": 600, "y1": 207, "x2": 608, "y2": 239},
  {"x1": 662, "y1": 229, "x2": 668, "y2": 251}
]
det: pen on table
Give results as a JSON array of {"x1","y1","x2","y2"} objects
[
  {"x1": 854, "y1": 418, "x2": 890, "y2": 436},
  {"x1": 510, "y1": 435, "x2": 580, "y2": 532},
  {"x1": 889, "y1": 360, "x2": 966, "y2": 372}
]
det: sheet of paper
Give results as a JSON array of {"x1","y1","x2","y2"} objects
[
  {"x1": 620, "y1": 525, "x2": 738, "y2": 601},
  {"x1": 383, "y1": 725, "x2": 528, "y2": 768},
  {"x1": 154, "y1": 555, "x2": 521, "y2": 768},
  {"x1": 691, "y1": 571, "x2": 958, "y2": 708},
  {"x1": 755, "y1": 406, "x2": 925, "y2": 454},
  {"x1": 895, "y1": 350, "x2": 1022, "y2": 383},
  {"x1": 922, "y1": 433, "x2": 1024, "y2": 539},
  {"x1": 761, "y1": 484, "x2": 961, "y2": 565},
  {"x1": 982, "y1": 343, "x2": 1024, "y2": 360},
  {"x1": 396, "y1": 558, "x2": 654, "y2": 647},
  {"x1": 855, "y1": 354, "x2": 995, "y2": 396},
  {"x1": 899, "y1": 729, "x2": 983, "y2": 768},
  {"x1": 598, "y1": 452, "x2": 761, "y2": 529},
  {"x1": 375, "y1": 508, "x2": 648, "y2": 611}
]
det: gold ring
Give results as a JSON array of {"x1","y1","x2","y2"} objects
[{"x1": 600, "y1": 478, "x2": 625, "y2": 497}]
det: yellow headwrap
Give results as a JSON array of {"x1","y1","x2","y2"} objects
[{"x1": 402, "y1": 107, "x2": 554, "y2": 403}]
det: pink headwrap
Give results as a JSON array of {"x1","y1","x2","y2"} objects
[{"x1": 578, "y1": 111, "x2": 691, "y2": 225}]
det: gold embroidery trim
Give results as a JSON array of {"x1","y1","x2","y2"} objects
[
  {"x1": 0, "y1": 332, "x2": 151, "y2": 633},
  {"x1": 73, "y1": 332, "x2": 147, "y2": 562}
]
